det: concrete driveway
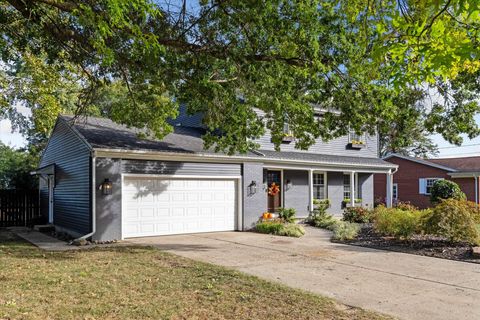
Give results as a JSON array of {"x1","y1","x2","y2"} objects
[{"x1": 127, "y1": 227, "x2": 480, "y2": 320}]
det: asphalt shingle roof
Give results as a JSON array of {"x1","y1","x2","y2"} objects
[{"x1": 61, "y1": 115, "x2": 396, "y2": 169}]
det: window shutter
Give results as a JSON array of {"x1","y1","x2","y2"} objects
[{"x1": 419, "y1": 179, "x2": 426, "y2": 194}]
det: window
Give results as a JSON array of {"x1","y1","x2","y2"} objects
[
  {"x1": 343, "y1": 173, "x2": 358, "y2": 200},
  {"x1": 419, "y1": 178, "x2": 442, "y2": 195},
  {"x1": 283, "y1": 122, "x2": 291, "y2": 135},
  {"x1": 313, "y1": 173, "x2": 326, "y2": 200},
  {"x1": 393, "y1": 183, "x2": 398, "y2": 200},
  {"x1": 343, "y1": 174, "x2": 351, "y2": 200}
]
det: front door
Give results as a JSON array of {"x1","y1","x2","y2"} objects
[{"x1": 267, "y1": 170, "x2": 282, "y2": 213}]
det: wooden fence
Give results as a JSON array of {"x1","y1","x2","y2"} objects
[{"x1": 0, "y1": 190, "x2": 42, "y2": 227}]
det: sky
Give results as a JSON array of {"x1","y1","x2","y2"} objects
[{"x1": 1, "y1": 113, "x2": 479, "y2": 158}]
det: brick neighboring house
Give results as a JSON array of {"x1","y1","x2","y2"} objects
[{"x1": 374, "y1": 154, "x2": 480, "y2": 209}]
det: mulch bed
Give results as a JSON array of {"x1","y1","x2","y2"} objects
[{"x1": 337, "y1": 224, "x2": 479, "y2": 264}]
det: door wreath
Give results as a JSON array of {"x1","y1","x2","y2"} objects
[{"x1": 268, "y1": 182, "x2": 280, "y2": 196}]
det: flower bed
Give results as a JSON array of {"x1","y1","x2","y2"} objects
[{"x1": 338, "y1": 224, "x2": 479, "y2": 264}]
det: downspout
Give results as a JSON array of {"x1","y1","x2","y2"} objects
[
  {"x1": 75, "y1": 152, "x2": 96, "y2": 241},
  {"x1": 475, "y1": 175, "x2": 478, "y2": 205}
]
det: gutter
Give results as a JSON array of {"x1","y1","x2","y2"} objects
[
  {"x1": 93, "y1": 148, "x2": 398, "y2": 171},
  {"x1": 74, "y1": 153, "x2": 96, "y2": 241}
]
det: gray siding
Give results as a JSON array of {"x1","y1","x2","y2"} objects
[
  {"x1": 122, "y1": 160, "x2": 241, "y2": 176},
  {"x1": 94, "y1": 158, "x2": 122, "y2": 241},
  {"x1": 326, "y1": 172, "x2": 344, "y2": 215},
  {"x1": 243, "y1": 162, "x2": 266, "y2": 229},
  {"x1": 40, "y1": 119, "x2": 91, "y2": 235},
  {"x1": 358, "y1": 173, "x2": 374, "y2": 209},
  {"x1": 283, "y1": 170, "x2": 309, "y2": 217},
  {"x1": 253, "y1": 110, "x2": 378, "y2": 158},
  {"x1": 93, "y1": 158, "x2": 242, "y2": 240}
]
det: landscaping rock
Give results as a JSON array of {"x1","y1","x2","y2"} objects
[
  {"x1": 71, "y1": 238, "x2": 89, "y2": 246},
  {"x1": 472, "y1": 247, "x2": 480, "y2": 258}
]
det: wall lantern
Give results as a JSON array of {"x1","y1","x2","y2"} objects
[
  {"x1": 286, "y1": 179, "x2": 293, "y2": 190},
  {"x1": 248, "y1": 180, "x2": 257, "y2": 195},
  {"x1": 100, "y1": 178, "x2": 113, "y2": 195}
]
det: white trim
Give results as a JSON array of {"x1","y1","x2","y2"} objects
[
  {"x1": 424, "y1": 177, "x2": 443, "y2": 195},
  {"x1": 120, "y1": 174, "x2": 243, "y2": 240},
  {"x1": 94, "y1": 148, "x2": 398, "y2": 171},
  {"x1": 309, "y1": 169, "x2": 314, "y2": 212},
  {"x1": 312, "y1": 171, "x2": 328, "y2": 201},
  {"x1": 448, "y1": 172, "x2": 480, "y2": 178},
  {"x1": 122, "y1": 173, "x2": 242, "y2": 180},
  {"x1": 383, "y1": 153, "x2": 457, "y2": 172}
]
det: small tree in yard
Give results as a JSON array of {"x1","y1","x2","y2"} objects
[{"x1": 430, "y1": 180, "x2": 466, "y2": 204}]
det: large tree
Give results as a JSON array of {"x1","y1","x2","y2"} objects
[
  {"x1": 0, "y1": 0, "x2": 479, "y2": 154},
  {"x1": 0, "y1": 142, "x2": 37, "y2": 189},
  {"x1": 379, "y1": 89, "x2": 439, "y2": 158}
]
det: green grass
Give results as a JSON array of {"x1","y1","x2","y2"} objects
[{"x1": 0, "y1": 231, "x2": 390, "y2": 320}]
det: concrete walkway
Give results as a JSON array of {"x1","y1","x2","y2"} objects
[
  {"x1": 10, "y1": 227, "x2": 75, "y2": 251},
  {"x1": 128, "y1": 227, "x2": 480, "y2": 320}
]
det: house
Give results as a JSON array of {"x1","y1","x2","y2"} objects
[
  {"x1": 33, "y1": 110, "x2": 397, "y2": 241},
  {"x1": 374, "y1": 153, "x2": 480, "y2": 208}
]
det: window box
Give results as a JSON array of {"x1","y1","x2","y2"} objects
[
  {"x1": 347, "y1": 142, "x2": 366, "y2": 149},
  {"x1": 282, "y1": 135, "x2": 295, "y2": 143}
]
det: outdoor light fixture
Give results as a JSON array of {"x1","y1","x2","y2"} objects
[
  {"x1": 100, "y1": 178, "x2": 113, "y2": 195},
  {"x1": 248, "y1": 180, "x2": 257, "y2": 195}
]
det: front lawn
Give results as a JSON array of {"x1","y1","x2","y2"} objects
[{"x1": 0, "y1": 231, "x2": 389, "y2": 320}]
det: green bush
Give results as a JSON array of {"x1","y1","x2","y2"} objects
[
  {"x1": 332, "y1": 221, "x2": 360, "y2": 240},
  {"x1": 422, "y1": 199, "x2": 480, "y2": 245},
  {"x1": 255, "y1": 220, "x2": 305, "y2": 237},
  {"x1": 307, "y1": 199, "x2": 338, "y2": 230},
  {"x1": 277, "y1": 224, "x2": 306, "y2": 238},
  {"x1": 373, "y1": 206, "x2": 426, "y2": 239},
  {"x1": 277, "y1": 207, "x2": 296, "y2": 223},
  {"x1": 343, "y1": 207, "x2": 372, "y2": 223},
  {"x1": 430, "y1": 180, "x2": 466, "y2": 204},
  {"x1": 255, "y1": 220, "x2": 284, "y2": 235},
  {"x1": 394, "y1": 201, "x2": 418, "y2": 211}
]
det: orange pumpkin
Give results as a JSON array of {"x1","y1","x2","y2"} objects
[
  {"x1": 262, "y1": 212, "x2": 269, "y2": 219},
  {"x1": 267, "y1": 213, "x2": 273, "y2": 219}
]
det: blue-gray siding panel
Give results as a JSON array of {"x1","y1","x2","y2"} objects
[
  {"x1": 40, "y1": 119, "x2": 91, "y2": 235},
  {"x1": 253, "y1": 109, "x2": 378, "y2": 158},
  {"x1": 122, "y1": 160, "x2": 241, "y2": 176},
  {"x1": 283, "y1": 170, "x2": 310, "y2": 217},
  {"x1": 242, "y1": 162, "x2": 266, "y2": 229},
  {"x1": 326, "y1": 172, "x2": 344, "y2": 215},
  {"x1": 94, "y1": 158, "x2": 122, "y2": 241}
]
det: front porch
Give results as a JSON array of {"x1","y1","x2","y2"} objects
[{"x1": 243, "y1": 161, "x2": 396, "y2": 228}]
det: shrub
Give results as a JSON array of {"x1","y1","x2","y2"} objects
[
  {"x1": 332, "y1": 221, "x2": 360, "y2": 241},
  {"x1": 255, "y1": 220, "x2": 284, "y2": 235},
  {"x1": 307, "y1": 199, "x2": 338, "y2": 230},
  {"x1": 422, "y1": 199, "x2": 480, "y2": 245},
  {"x1": 277, "y1": 224, "x2": 306, "y2": 238},
  {"x1": 430, "y1": 180, "x2": 466, "y2": 204},
  {"x1": 343, "y1": 207, "x2": 372, "y2": 223},
  {"x1": 373, "y1": 206, "x2": 425, "y2": 239},
  {"x1": 394, "y1": 201, "x2": 418, "y2": 211},
  {"x1": 255, "y1": 220, "x2": 305, "y2": 237},
  {"x1": 277, "y1": 207, "x2": 296, "y2": 223}
]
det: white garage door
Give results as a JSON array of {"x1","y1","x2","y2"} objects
[{"x1": 122, "y1": 177, "x2": 237, "y2": 238}]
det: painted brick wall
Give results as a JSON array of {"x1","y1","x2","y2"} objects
[{"x1": 374, "y1": 157, "x2": 476, "y2": 208}]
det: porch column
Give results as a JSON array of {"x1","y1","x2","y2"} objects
[
  {"x1": 350, "y1": 171, "x2": 355, "y2": 207},
  {"x1": 309, "y1": 169, "x2": 314, "y2": 212},
  {"x1": 386, "y1": 170, "x2": 393, "y2": 208}
]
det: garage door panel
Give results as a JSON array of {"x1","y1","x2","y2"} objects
[{"x1": 123, "y1": 177, "x2": 237, "y2": 238}]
